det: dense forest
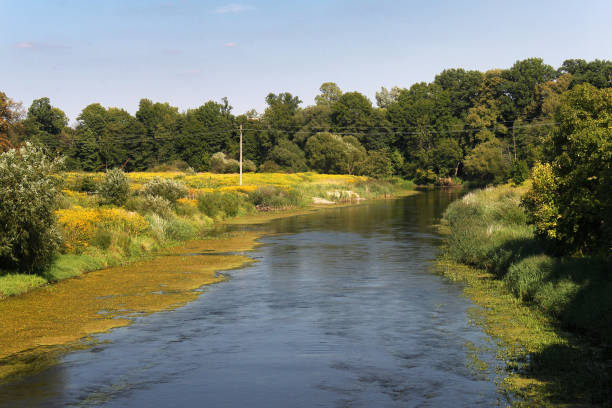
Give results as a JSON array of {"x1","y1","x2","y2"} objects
[{"x1": 1, "y1": 57, "x2": 610, "y2": 184}]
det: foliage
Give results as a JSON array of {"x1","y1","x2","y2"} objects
[
  {"x1": 0, "y1": 143, "x2": 63, "y2": 273},
  {"x1": 268, "y1": 139, "x2": 308, "y2": 172},
  {"x1": 56, "y1": 206, "x2": 148, "y2": 252},
  {"x1": 360, "y1": 150, "x2": 393, "y2": 179},
  {"x1": 141, "y1": 177, "x2": 188, "y2": 203},
  {"x1": 523, "y1": 84, "x2": 612, "y2": 256},
  {"x1": 463, "y1": 139, "x2": 510, "y2": 184},
  {"x1": 209, "y1": 152, "x2": 250, "y2": 173},
  {"x1": 509, "y1": 160, "x2": 529, "y2": 185},
  {"x1": 248, "y1": 186, "x2": 302, "y2": 209},
  {"x1": 305, "y1": 132, "x2": 367, "y2": 174},
  {"x1": 442, "y1": 184, "x2": 612, "y2": 346},
  {"x1": 99, "y1": 168, "x2": 130, "y2": 206},
  {"x1": 164, "y1": 218, "x2": 197, "y2": 241},
  {"x1": 127, "y1": 194, "x2": 174, "y2": 219},
  {"x1": 414, "y1": 168, "x2": 438, "y2": 185},
  {"x1": 78, "y1": 176, "x2": 98, "y2": 193},
  {"x1": 197, "y1": 191, "x2": 251, "y2": 218},
  {"x1": 23, "y1": 97, "x2": 68, "y2": 155}
]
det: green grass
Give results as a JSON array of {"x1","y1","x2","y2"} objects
[
  {"x1": 0, "y1": 274, "x2": 48, "y2": 297},
  {"x1": 439, "y1": 183, "x2": 612, "y2": 406}
]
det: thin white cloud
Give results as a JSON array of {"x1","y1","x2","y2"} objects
[
  {"x1": 15, "y1": 41, "x2": 68, "y2": 50},
  {"x1": 223, "y1": 42, "x2": 237, "y2": 47},
  {"x1": 214, "y1": 4, "x2": 253, "y2": 14},
  {"x1": 16, "y1": 42, "x2": 35, "y2": 49}
]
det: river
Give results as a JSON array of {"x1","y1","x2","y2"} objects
[{"x1": 0, "y1": 190, "x2": 505, "y2": 407}]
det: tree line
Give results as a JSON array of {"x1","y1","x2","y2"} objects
[{"x1": 1, "y1": 57, "x2": 611, "y2": 184}]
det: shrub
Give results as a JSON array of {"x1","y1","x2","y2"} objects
[
  {"x1": 414, "y1": 168, "x2": 438, "y2": 185},
  {"x1": 360, "y1": 150, "x2": 393, "y2": 179},
  {"x1": 78, "y1": 176, "x2": 98, "y2": 193},
  {"x1": 224, "y1": 159, "x2": 240, "y2": 173},
  {"x1": 165, "y1": 218, "x2": 197, "y2": 241},
  {"x1": 243, "y1": 159, "x2": 257, "y2": 172},
  {"x1": 509, "y1": 160, "x2": 529, "y2": 185},
  {"x1": 248, "y1": 186, "x2": 302, "y2": 209},
  {"x1": 259, "y1": 160, "x2": 281, "y2": 172},
  {"x1": 463, "y1": 139, "x2": 511, "y2": 185},
  {"x1": 56, "y1": 206, "x2": 149, "y2": 252},
  {"x1": 197, "y1": 191, "x2": 249, "y2": 218},
  {"x1": 141, "y1": 177, "x2": 188, "y2": 203},
  {"x1": 99, "y1": 168, "x2": 130, "y2": 206},
  {"x1": 210, "y1": 152, "x2": 227, "y2": 173},
  {"x1": 0, "y1": 143, "x2": 64, "y2": 273},
  {"x1": 127, "y1": 195, "x2": 174, "y2": 219}
]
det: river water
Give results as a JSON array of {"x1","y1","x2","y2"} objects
[{"x1": 0, "y1": 191, "x2": 505, "y2": 407}]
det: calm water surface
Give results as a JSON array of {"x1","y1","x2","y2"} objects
[{"x1": 0, "y1": 191, "x2": 505, "y2": 407}]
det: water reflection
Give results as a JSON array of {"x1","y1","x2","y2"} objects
[{"x1": 0, "y1": 190, "x2": 504, "y2": 407}]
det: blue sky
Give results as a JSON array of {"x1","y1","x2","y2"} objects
[{"x1": 2, "y1": 0, "x2": 611, "y2": 122}]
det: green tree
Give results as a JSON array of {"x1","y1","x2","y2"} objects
[
  {"x1": 268, "y1": 139, "x2": 308, "y2": 172},
  {"x1": 463, "y1": 139, "x2": 511, "y2": 184},
  {"x1": 23, "y1": 97, "x2": 68, "y2": 155},
  {"x1": 136, "y1": 99, "x2": 181, "y2": 167},
  {"x1": 0, "y1": 91, "x2": 24, "y2": 148},
  {"x1": 315, "y1": 82, "x2": 342, "y2": 107},
  {"x1": 375, "y1": 86, "x2": 403, "y2": 109},
  {"x1": 0, "y1": 143, "x2": 63, "y2": 273},
  {"x1": 178, "y1": 100, "x2": 235, "y2": 170},
  {"x1": 331, "y1": 91, "x2": 375, "y2": 136},
  {"x1": 305, "y1": 132, "x2": 353, "y2": 174},
  {"x1": 525, "y1": 84, "x2": 612, "y2": 255},
  {"x1": 434, "y1": 68, "x2": 483, "y2": 118},
  {"x1": 502, "y1": 58, "x2": 557, "y2": 119},
  {"x1": 558, "y1": 58, "x2": 612, "y2": 89},
  {"x1": 430, "y1": 138, "x2": 463, "y2": 177}
]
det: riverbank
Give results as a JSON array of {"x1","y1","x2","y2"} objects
[
  {"x1": 0, "y1": 172, "x2": 414, "y2": 299},
  {"x1": 437, "y1": 183, "x2": 611, "y2": 406}
]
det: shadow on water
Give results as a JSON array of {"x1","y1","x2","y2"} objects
[{"x1": 0, "y1": 189, "x2": 517, "y2": 408}]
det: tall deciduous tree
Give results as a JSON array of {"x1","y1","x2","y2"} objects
[{"x1": 24, "y1": 97, "x2": 68, "y2": 155}]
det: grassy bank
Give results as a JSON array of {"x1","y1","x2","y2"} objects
[
  {"x1": 438, "y1": 184, "x2": 612, "y2": 406},
  {"x1": 0, "y1": 172, "x2": 413, "y2": 298}
]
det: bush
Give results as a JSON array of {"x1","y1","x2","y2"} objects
[
  {"x1": 360, "y1": 150, "x2": 393, "y2": 179},
  {"x1": 463, "y1": 139, "x2": 511, "y2": 185},
  {"x1": 210, "y1": 152, "x2": 246, "y2": 174},
  {"x1": 414, "y1": 168, "x2": 438, "y2": 185},
  {"x1": 127, "y1": 195, "x2": 174, "y2": 219},
  {"x1": 259, "y1": 160, "x2": 281, "y2": 172},
  {"x1": 56, "y1": 206, "x2": 149, "y2": 252},
  {"x1": 248, "y1": 186, "x2": 302, "y2": 209},
  {"x1": 0, "y1": 143, "x2": 64, "y2": 273},
  {"x1": 78, "y1": 176, "x2": 98, "y2": 193},
  {"x1": 197, "y1": 191, "x2": 249, "y2": 218},
  {"x1": 243, "y1": 159, "x2": 257, "y2": 172},
  {"x1": 509, "y1": 160, "x2": 529, "y2": 185},
  {"x1": 99, "y1": 168, "x2": 130, "y2": 206},
  {"x1": 141, "y1": 177, "x2": 188, "y2": 203},
  {"x1": 165, "y1": 218, "x2": 197, "y2": 241}
]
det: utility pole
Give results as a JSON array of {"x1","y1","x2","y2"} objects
[{"x1": 239, "y1": 123, "x2": 243, "y2": 186}]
